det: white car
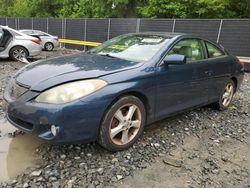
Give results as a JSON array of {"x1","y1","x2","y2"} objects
[
  {"x1": 0, "y1": 26, "x2": 42, "y2": 61},
  {"x1": 19, "y1": 29, "x2": 60, "y2": 51}
]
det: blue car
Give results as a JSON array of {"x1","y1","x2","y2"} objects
[{"x1": 3, "y1": 33, "x2": 244, "y2": 151}]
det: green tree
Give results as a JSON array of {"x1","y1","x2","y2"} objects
[
  {"x1": 59, "y1": 0, "x2": 144, "y2": 18},
  {"x1": 9, "y1": 0, "x2": 63, "y2": 17},
  {"x1": 0, "y1": 0, "x2": 249, "y2": 18},
  {"x1": 0, "y1": 0, "x2": 15, "y2": 16},
  {"x1": 229, "y1": 0, "x2": 250, "y2": 18},
  {"x1": 139, "y1": 0, "x2": 234, "y2": 18}
]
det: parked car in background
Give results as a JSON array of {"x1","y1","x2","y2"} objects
[
  {"x1": 3, "y1": 33, "x2": 244, "y2": 151},
  {"x1": 0, "y1": 26, "x2": 42, "y2": 61},
  {"x1": 19, "y1": 29, "x2": 59, "y2": 51}
]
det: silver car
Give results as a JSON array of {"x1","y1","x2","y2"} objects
[
  {"x1": 0, "y1": 26, "x2": 42, "y2": 61},
  {"x1": 19, "y1": 29, "x2": 60, "y2": 51}
]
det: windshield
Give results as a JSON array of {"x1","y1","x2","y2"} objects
[{"x1": 90, "y1": 34, "x2": 171, "y2": 62}]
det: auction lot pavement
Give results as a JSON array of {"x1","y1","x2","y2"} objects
[{"x1": 0, "y1": 49, "x2": 249, "y2": 188}]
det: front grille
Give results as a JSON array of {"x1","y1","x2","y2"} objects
[{"x1": 9, "y1": 80, "x2": 29, "y2": 100}]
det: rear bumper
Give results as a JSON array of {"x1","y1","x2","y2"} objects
[
  {"x1": 244, "y1": 62, "x2": 250, "y2": 72},
  {"x1": 53, "y1": 40, "x2": 60, "y2": 48},
  {"x1": 27, "y1": 44, "x2": 42, "y2": 57},
  {"x1": 29, "y1": 49, "x2": 42, "y2": 57},
  {"x1": 236, "y1": 72, "x2": 244, "y2": 91}
]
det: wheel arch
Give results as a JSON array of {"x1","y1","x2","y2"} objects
[
  {"x1": 97, "y1": 90, "x2": 150, "y2": 150},
  {"x1": 230, "y1": 77, "x2": 237, "y2": 93},
  {"x1": 110, "y1": 91, "x2": 150, "y2": 118},
  {"x1": 44, "y1": 41, "x2": 54, "y2": 48},
  {"x1": 9, "y1": 45, "x2": 29, "y2": 57},
  {"x1": 98, "y1": 90, "x2": 151, "y2": 134}
]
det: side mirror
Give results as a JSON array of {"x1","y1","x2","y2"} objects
[{"x1": 163, "y1": 54, "x2": 186, "y2": 65}]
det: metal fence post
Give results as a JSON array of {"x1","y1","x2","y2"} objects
[
  {"x1": 31, "y1": 17, "x2": 33, "y2": 29},
  {"x1": 107, "y1": 18, "x2": 111, "y2": 40},
  {"x1": 172, "y1": 19, "x2": 176, "y2": 33},
  {"x1": 136, "y1": 19, "x2": 140, "y2": 33},
  {"x1": 84, "y1": 18, "x2": 87, "y2": 51},
  {"x1": 46, "y1": 18, "x2": 49, "y2": 33},
  {"x1": 16, "y1": 18, "x2": 19, "y2": 30},
  {"x1": 59, "y1": 19, "x2": 63, "y2": 48},
  {"x1": 61, "y1": 19, "x2": 64, "y2": 39},
  {"x1": 5, "y1": 17, "x2": 7, "y2": 26},
  {"x1": 217, "y1": 19, "x2": 223, "y2": 43},
  {"x1": 64, "y1": 18, "x2": 67, "y2": 48}
]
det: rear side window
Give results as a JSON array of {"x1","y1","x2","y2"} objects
[
  {"x1": 36, "y1": 31, "x2": 49, "y2": 36},
  {"x1": 205, "y1": 41, "x2": 225, "y2": 58},
  {"x1": 22, "y1": 30, "x2": 33, "y2": 35}
]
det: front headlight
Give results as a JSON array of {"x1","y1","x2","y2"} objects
[{"x1": 35, "y1": 79, "x2": 107, "y2": 104}]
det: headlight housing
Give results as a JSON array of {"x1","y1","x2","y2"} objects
[{"x1": 35, "y1": 79, "x2": 107, "y2": 104}]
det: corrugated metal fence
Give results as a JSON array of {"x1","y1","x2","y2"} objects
[{"x1": 0, "y1": 18, "x2": 249, "y2": 57}]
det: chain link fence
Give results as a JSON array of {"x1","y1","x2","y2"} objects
[{"x1": 0, "y1": 18, "x2": 249, "y2": 57}]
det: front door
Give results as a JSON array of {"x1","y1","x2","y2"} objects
[{"x1": 155, "y1": 38, "x2": 207, "y2": 120}]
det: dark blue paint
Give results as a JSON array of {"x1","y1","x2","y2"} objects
[
  {"x1": 3, "y1": 33, "x2": 244, "y2": 144},
  {"x1": 15, "y1": 53, "x2": 143, "y2": 91}
]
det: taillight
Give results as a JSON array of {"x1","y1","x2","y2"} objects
[
  {"x1": 31, "y1": 39, "x2": 40, "y2": 45},
  {"x1": 239, "y1": 60, "x2": 245, "y2": 68}
]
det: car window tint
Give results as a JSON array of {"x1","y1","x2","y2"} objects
[
  {"x1": 205, "y1": 41, "x2": 225, "y2": 58},
  {"x1": 91, "y1": 34, "x2": 171, "y2": 62},
  {"x1": 22, "y1": 30, "x2": 32, "y2": 35},
  {"x1": 38, "y1": 31, "x2": 49, "y2": 36},
  {"x1": 168, "y1": 39, "x2": 204, "y2": 62}
]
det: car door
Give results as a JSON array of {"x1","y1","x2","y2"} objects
[
  {"x1": 202, "y1": 41, "x2": 231, "y2": 102},
  {"x1": 155, "y1": 38, "x2": 208, "y2": 120}
]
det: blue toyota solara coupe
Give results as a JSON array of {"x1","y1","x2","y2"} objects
[{"x1": 4, "y1": 33, "x2": 244, "y2": 151}]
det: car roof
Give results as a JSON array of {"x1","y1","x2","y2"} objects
[
  {"x1": 127, "y1": 32, "x2": 194, "y2": 38},
  {"x1": 19, "y1": 29, "x2": 44, "y2": 32},
  {"x1": 0, "y1": 25, "x2": 29, "y2": 36}
]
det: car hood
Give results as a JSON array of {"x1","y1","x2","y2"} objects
[{"x1": 15, "y1": 52, "x2": 143, "y2": 91}]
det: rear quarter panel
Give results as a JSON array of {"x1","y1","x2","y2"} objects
[{"x1": 11, "y1": 38, "x2": 42, "y2": 56}]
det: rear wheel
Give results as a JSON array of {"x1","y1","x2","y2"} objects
[
  {"x1": 9, "y1": 46, "x2": 28, "y2": 61},
  {"x1": 213, "y1": 80, "x2": 235, "y2": 110},
  {"x1": 98, "y1": 96, "x2": 146, "y2": 151},
  {"x1": 44, "y1": 42, "x2": 54, "y2": 51}
]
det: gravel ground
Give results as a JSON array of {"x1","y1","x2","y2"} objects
[{"x1": 0, "y1": 49, "x2": 249, "y2": 188}]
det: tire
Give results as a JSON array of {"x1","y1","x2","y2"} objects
[
  {"x1": 213, "y1": 80, "x2": 235, "y2": 110},
  {"x1": 98, "y1": 96, "x2": 146, "y2": 151},
  {"x1": 9, "y1": 46, "x2": 28, "y2": 61},
  {"x1": 44, "y1": 42, "x2": 54, "y2": 51}
]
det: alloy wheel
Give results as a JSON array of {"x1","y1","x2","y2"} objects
[
  {"x1": 222, "y1": 83, "x2": 234, "y2": 107},
  {"x1": 109, "y1": 104, "x2": 142, "y2": 145},
  {"x1": 13, "y1": 48, "x2": 26, "y2": 60},
  {"x1": 45, "y1": 43, "x2": 53, "y2": 51}
]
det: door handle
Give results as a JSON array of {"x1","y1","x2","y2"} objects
[{"x1": 205, "y1": 70, "x2": 213, "y2": 76}]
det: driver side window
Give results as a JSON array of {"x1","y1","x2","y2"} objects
[{"x1": 168, "y1": 39, "x2": 204, "y2": 62}]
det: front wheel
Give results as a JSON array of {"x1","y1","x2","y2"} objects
[
  {"x1": 213, "y1": 80, "x2": 235, "y2": 110},
  {"x1": 98, "y1": 96, "x2": 146, "y2": 151}
]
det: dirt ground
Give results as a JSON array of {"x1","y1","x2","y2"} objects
[{"x1": 120, "y1": 131, "x2": 250, "y2": 188}]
